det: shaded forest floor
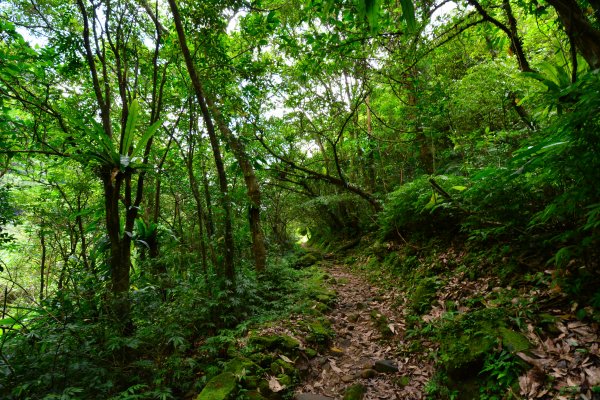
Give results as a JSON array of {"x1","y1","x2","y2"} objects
[
  {"x1": 294, "y1": 261, "x2": 433, "y2": 399},
  {"x1": 265, "y1": 239, "x2": 600, "y2": 400}
]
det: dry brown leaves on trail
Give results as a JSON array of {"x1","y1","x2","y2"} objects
[
  {"x1": 296, "y1": 264, "x2": 433, "y2": 399},
  {"x1": 517, "y1": 318, "x2": 600, "y2": 399}
]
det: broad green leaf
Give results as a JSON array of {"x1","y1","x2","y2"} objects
[
  {"x1": 366, "y1": 0, "x2": 381, "y2": 32},
  {"x1": 132, "y1": 119, "x2": 162, "y2": 158},
  {"x1": 400, "y1": 0, "x2": 416, "y2": 32},
  {"x1": 0, "y1": 316, "x2": 17, "y2": 326},
  {"x1": 424, "y1": 192, "x2": 439, "y2": 209},
  {"x1": 122, "y1": 98, "x2": 140, "y2": 155}
]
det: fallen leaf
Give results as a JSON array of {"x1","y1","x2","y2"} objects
[
  {"x1": 268, "y1": 376, "x2": 285, "y2": 392},
  {"x1": 329, "y1": 361, "x2": 342, "y2": 374},
  {"x1": 279, "y1": 354, "x2": 293, "y2": 363},
  {"x1": 388, "y1": 324, "x2": 396, "y2": 334},
  {"x1": 585, "y1": 366, "x2": 600, "y2": 386},
  {"x1": 519, "y1": 369, "x2": 543, "y2": 396}
]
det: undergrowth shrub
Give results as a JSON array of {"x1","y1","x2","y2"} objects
[
  {"x1": 462, "y1": 69, "x2": 600, "y2": 264},
  {"x1": 0, "y1": 251, "x2": 305, "y2": 399},
  {"x1": 379, "y1": 174, "x2": 469, "y2": 239},
  {"x1": 460, "y1": 168, "x2": 547, "y2": 242},
  {"x1": 298, "y1": 193, "x2": 375, "y2": 240}
]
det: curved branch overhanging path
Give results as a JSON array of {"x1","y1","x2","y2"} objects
[{"x1": 295, "y1": 262, "x2": 434, "y2": 400}]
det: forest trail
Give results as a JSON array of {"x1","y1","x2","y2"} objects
[{"x1": 294, "y1": 261, "x2": 433, "y2": 400}]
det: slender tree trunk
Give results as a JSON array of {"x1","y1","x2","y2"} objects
[
  {"x1": 205, "y1": 99, "x2": 267, "y2": 272},
  {"x1": 76, "y1": 194, "x2": 91, "y2": 273},
  {"x1": 168, "y1": 0, "x2": 236, "y2": 282},
  {"x1": 502, "y1": 0, "x2": 532, "y2": 73},
  {"x1": 407, "y1": 69, "x2": 433, "y2": 174},
  {"x1": 39, "y1": 227, "x2": 46, "y2": 302},
  {"x1": 365, "y1": 95, "x2": 376, "y2": 191},
  {"x1": 201, "y1": 159, "x2": 216, "y2": 240},
  {"x1": 186, "y1": 157, "x2": 210, "y2": 285},
  {"x1": 183, "y1": 103, "x2": 211, "y2": 287}
]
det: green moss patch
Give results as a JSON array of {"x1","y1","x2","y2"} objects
[
  {"x1": 305, "y1": 318, "x2": 334, "y2": 346},
  {"x1": 343, "y1": 383, "x2": 366, "y2": 400},
  {"x1": 248, "y1": 334, "x2": 300, "y2": 353},
  {"x1": 295, "y1": 252, "x2": 322, "y2": 269},
  {"x1": 499, "y1": 327, "x2": 530, "y2": 353},
  {"x1": 223, "y1": 357, "x2": 260, "y2": 377},
  {"x1": 197, "y1": 372, "x2": 237, "y2": 400},
  {"x1": 409, "y1": 277, "x2": 439, "y2": 315},
  {"x1": 370, "y1": 310, "x2": 394, "y2": 338}
]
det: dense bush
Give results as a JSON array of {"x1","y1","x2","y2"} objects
[
  {"x1": 461, "y1": 69, "x2": 600, "y2": 260},
  {"x1": 0, "y1": 256, "x2": 304, "y2": 399},
  {"x1": 0, "y1": 185, "x2": 15, "y2": 247},
  {"x1": 379, "y1": 175, "x2": 470, "y2": 239}
]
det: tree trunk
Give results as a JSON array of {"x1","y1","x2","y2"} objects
[
  {"x1": 502, "y1": 0, "x2": 533, "y2": 72},
  {"x1": 39, "y1": 227, "x2": 46, "y2": 302},
  {"x1": 545, "y1": 0, "x2": 600, "y2": 70},
  {"x1": 186, "y1": 157, "x2": 211, "y2": 286},
  {"x1": 101, "y1": 168, "x2": 131, "y2": 327},
  {"x1": 168, "y1": 0, "x2": 235, "y2": 282},
  {"x1": 205, "y1": 98, "x2": 267, "y2": 273},
  {"x1": 466, "y1": 0, "x2": 533, "y2": 72},
  {"x1": 407, "y1": 69, "x2": 433, "y2": 174},
  {"x1": 365, "y1": 95, "x2": 376, "y2": 191}
]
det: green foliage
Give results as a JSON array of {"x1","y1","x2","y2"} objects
[
  {"x1": 379, "y1": 175, "x2": 469, "y2": 238},
  {"x1": 0, "y1": 185, "x2": 15, "y2": 247},
  {"x1": 0, "y1": 252, "x2": 310, "y2": 399},
  {"x1": 456, "y1": 69, "x2": 600, "y2": 257},
  {"x1": 80, "y1": 99, "x2": 161, "y2": 170},
  {"x1": 480, "y1": 350, "x2": 522, "y2": 391},
  {"x1": 3, "y1": 0, "x2": 600, "y2": 398},
  {"x1": 409, "y1": 277, "x2": 440, "y2": 315},
  {"x1": 517, "y1": 70, "x2": 600, "y2": 252}
]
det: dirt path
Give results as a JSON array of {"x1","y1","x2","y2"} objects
[{"x1": 295, "y1": 263, "x2": 434, "y2": 400}]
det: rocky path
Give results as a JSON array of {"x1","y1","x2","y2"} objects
[{"x1": 294, "y1": 263, "x2": 434, "y2": 400}]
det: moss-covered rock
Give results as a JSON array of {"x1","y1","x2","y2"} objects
[
  {"x1": 538, "y1": 313, "x2": 560, "y2": 334},
  {"x1": 243, "y1": 375, "x2": 260, "y2": 390},
  {"x1": 248, "y1": 352, "x2": 276, "y2": 368},
  {"x1": 295, "y1": 253, "x2": 321, "y2": 269},
  {"x1": 499, "y1": 327, "x2": 530, "y2": 353},
  {"x1": 310, "y1": 300, "x2": 330, "y2": 313},
  {"x1": 304, "y1": 348, "x2": 318, "y2": 358},
  {"x1": 370, "y1": 310, "x2": 393, "y2": 338},
  {"x1": 248, "y1": 335, "x2": 300, "y2": 353},
  {"x1": 393, "y1": 376, "x2": 411, "y2": 387},
  {"x1": 270, "y1": 359, "x2": 296, "y2": 376},
  {"x1": 305, "y1": 318, "x2": 334, "y2": 346},
  {"x1": 437, "y1": 310, "x2": 529, "y2": 383},
  {"x1": 197, "y1": 372, "x2": 237, "y2": 400},
  {"x1": 276, "y1": 373, "x2": 293, "y2": 387},
  {"x1": 409, "y1": 277, "x2": 439, "y2": 315},
  {"x1": 242, "y1": 390, "x2": 268, "y2": 400},
  {"x1": 315, "y1": 292, "x2": 336, "y2": 306},
  {"x1": 443, "y1": 324, "x2": 497, "y2": 379},
  {"x1": 278, "y1": 335, "x2": 301, "y2": 352},
  {"x1": 343, "y1": 384, "x2": 366, "y2": 400},
  {"x1": 223, "y1": 357, "x2": 260, "y2": 377},
  {"x1": 369, "y1": 241, "x2": 388, "y2": 261},
  {"x1": 257, "y1": 378, "x2": 284, "y2": 400}
]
